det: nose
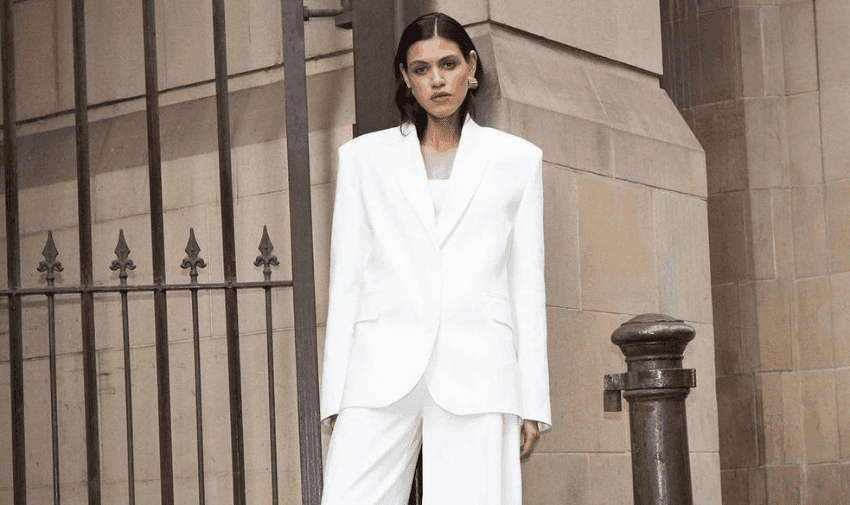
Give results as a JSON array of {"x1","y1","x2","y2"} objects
[{"x1": 431, "y1": 68, "x2": 446, "y2": 87}]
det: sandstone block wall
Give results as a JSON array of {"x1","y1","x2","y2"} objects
[{"x1": 662, "y1": 0, "x2": 850, "y2": 502}]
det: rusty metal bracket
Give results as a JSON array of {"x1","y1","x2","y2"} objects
[{"x1": 604, "y1": 368, "x2": 696, "y2": 412}]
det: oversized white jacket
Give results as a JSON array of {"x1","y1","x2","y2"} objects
[{"x1": 320, "y1": 116, "x2": 551, "y2": 431}]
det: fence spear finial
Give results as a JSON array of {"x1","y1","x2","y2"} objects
[
  {"x1": 254, "y1": 225, "x2": 280, "y2": 281},
  {"x1": 109, "y1": 229, "x2": 137, "y2": 286},
  {"x1": 37, "y1": 231, "x2": 64, "y2": 286},
  {"x1": 181, "y1": 228, "x2": 207, "y2": 283}
]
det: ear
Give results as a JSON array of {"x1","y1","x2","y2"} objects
[
  {"x1": 399, "y1": 63, "x2": 412, "y2": 88},
  {"x1": 467, "y1": 50, "x2": 478, "y2": 76}
]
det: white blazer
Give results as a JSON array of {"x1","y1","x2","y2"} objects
[{"x1": 320, "y1": 116, "x2": 551, "y2": 431}]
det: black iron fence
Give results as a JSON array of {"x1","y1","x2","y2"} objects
[{"x1": 1, "y1": 0, "x2": 323, "y2": 503}]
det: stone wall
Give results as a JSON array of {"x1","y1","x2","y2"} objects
[
  {"x1": 1, "y1": 0, "x2": 722, "y2": 502},
  {"x1": 662, "y1": 0, "x2": 850, "y2": 502}
]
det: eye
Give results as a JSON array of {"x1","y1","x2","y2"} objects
[
  {"x1": 443, "y1": 60, "x2": 457, "y2": 70},
  {"x1": 412, "y1": 66, "x2": 428, "y2": 75}
]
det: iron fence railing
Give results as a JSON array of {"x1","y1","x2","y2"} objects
[
  {"x1": 1, "y1": 0, "x2": 323, "y2": 503},
  {"x1": 2, "y1": 227, "x2": 295, "y2": 503}
]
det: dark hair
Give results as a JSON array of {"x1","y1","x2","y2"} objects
[{"x1": 394, "y1": 12, "x2": 484, "y2": 139}]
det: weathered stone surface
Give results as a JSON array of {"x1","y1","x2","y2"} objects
[
  {"x1": 815, "y1": 0, "x2": 850, "y2": 89},
  {"x1": 744, "y1": 189, "x2": 776, "y2": 280},
  {"x1": 781, "y1": 1, "x2": 819, "y2": 94},
  {"x1": 830, "y1": 272, "x2": 850, "y2": 368},
  {"x1": 85, "y1": 0, "x2": 146, "y2": 105},
  {"x1": 820, "y1": 85, "x2": 850, "y2": 183},
  {"x1": 800, "y1": 371, "x2": 840, "y2": 463},
  {"x1": 717, "y1": 374, "x2": 758, "y2": 469},
  {"x1": 781, "y1": 372, "x2": 805, "y2": 464},
  {"x1": 738, "y1": 6, "x2": 784, "y2": 98},
  {"x1": 803, "y1": 462, "x2": 845, "y2": 505},
  {"x1": 578, "y1": 175, "x2": 658, "y2": 315},
  {"x1": 693, "y1": 100, "x2": 749, "y2": 195},
  {"x1": 508, "y1": 103, "x2": 613, "y2": 177},
  {"x1": 837, "y1": 370, "x2": 850, "y2": 460},
  {"x1": 520, "y1": 453, "x2": 589, "y2": 504},
  {"x1": 826, "y1": 180, "x2": 850, "y2": 273},
  {"x1": 757, "y1": 372, "x2": 785, "y2": 465},
  {"x1": 587, "y1": 453, "x2": 633, "y2": 504},
  {"x1": 784, "y1": 92, "x2": 824, "y2": 187},
  {"x1": 792, "y1": 277, "x2": 834, "y2": 371},
  {"x1": 14, "y1": 0, "x2": 62, "y2": 121},
  {"x1": 708, "y1": 191, "x2": 748, "y2": 284},
  {"x1": 766, "y1": 465, "x2": 801, "y2": 505},
  {"x1": 537, "y1": 308, "x2": 628, "y2": 454},
  {"x1": 691, "y1": 452, "x2": 724, "y2": 505},
  {"x1": 791, "y1": 186, "x2": 829, "y2": 278},
  {"x1": 613, "y1": 129, "x2": 706, "y2": 198},
  {"x1": 698, "y1": 10, "x2": 741, "y2": 105},
  {"x1": 686, "y1": 322, "x2": 721, "y2": 453},
  {"x1": 654, "y1": 191, "x2": 712, "y2": 323},
  {"x1": 721, "y1": 468, "x2": 749, "y2": 505},
  {"x1": 541, "y1": 164, "x2": 580, "y2": 311},
  {"x1": 744, "y1": 98, "x2": 784, "y2": 191},
  {"x1": 490, "y1": 0, "x2": 662, "y2": 74},
  {"x1": 712, "y1": 283, "x2": 742, "y2": 376}
]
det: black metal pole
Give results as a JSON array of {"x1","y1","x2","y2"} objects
[
  {"x1": 1, "y1": 0, "x2": 26, "y2": 502},
  {"x1": 256, "y1": 226, "x2": 281, "y2": 505},
  {"x1": 280, "y1": 1, "x2": 323, "y2": 503},
  {"x1": 140, "y1": 0, "x2": 175, "y2": 502},
  {"x1": 109, "y1": 230, "x2": 137, "y2": 505},
  {"x1": 181, "y1": 229, "x2": 208, "y2": 505},
  {"x1": 71, "y1": 0, "x2": 103, "y2": 502},
  {"x1": 210, "y1": 0, "x2": 247, "y2": 502},
  {"x1": 604, "y1": 314, "x2": 697, "y2": 505}
]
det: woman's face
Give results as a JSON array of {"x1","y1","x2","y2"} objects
[{"x1": 400, "y1": 36, "x2": 477, "y2": 121}]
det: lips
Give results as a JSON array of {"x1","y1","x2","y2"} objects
[{"x1": 431, "y1": 92, "x2": 451, "y2": 100}]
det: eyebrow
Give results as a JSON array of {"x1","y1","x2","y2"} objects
[{"x1": 409, "y1": 55, "x2": 460, "y2": 66}]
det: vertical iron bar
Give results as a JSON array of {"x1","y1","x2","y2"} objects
[
  {"x1": 191, "y1": 287, "x2": 206, "y2": 505},
  {"x1": 210, "y1": 0, "x2": 246, "y2": 502},
  {"x1": 281, "y1": 0, "x2": 323, "y2": 502},
  {"x1": 140, "y1": 0, "x2": 175, "y2": 502},
  {"x1": 1, "y1": 0, "x2": 26, "y2": 503},
  {"x1": 120, "y1": 290, "x2": 136, "y2": 505},
  {"x1": 265, "y1": 287, "x2": 279, "y2": 505},
  {"x1": 71, "y1": 0, "x2": 102, "y2": 502},
  {"x1": 48, "y1": 293, "x2": 61, "y2": 504},
  {"x1": 38, "y1": 232, "x2": 63, "y2": 505},
  {"x1": 181, "y1": 229, "x2": 207, "y2": 504}
]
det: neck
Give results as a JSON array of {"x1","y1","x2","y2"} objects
[{"x1": 422, "y1": 112, "x2": 462, "y2": 151}]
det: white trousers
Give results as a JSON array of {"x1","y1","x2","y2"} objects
[{"x1": 321, "y1": 378, "x2": 522, "y2": 505}]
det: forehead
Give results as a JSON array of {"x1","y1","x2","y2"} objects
[{"x1": 406, "y1": 36, "x2": 463, "y2": 64}]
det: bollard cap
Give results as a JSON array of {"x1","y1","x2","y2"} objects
[{"x1": 611, "y1": 314, "x2": 695, "y2": 361}]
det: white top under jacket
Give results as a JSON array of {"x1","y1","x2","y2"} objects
[
  {"x1": 428, "y1": 179, "x2": 451, "y2": 218},
  {"x1": 320, "y1": 116, "x2": 552, "y2": 431}
]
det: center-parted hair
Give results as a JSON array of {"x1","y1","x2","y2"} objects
[{"x1": 394, "y1": 12, "x2": 485, "y2": 139}]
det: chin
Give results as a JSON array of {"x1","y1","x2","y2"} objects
[{"x1": 425, "y1": 106, "x2": 462, "y2": 120}]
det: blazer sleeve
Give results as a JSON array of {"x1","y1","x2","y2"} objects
[
  {"x1": 320, "y1": 142, "x2": 369, "y2": 424},
  {"x1": 509, "y1": 147, "x2": 552, "y2": 432}
]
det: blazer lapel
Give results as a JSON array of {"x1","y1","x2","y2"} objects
[
  {"x1": 437, "y1": 116, "x2": 488, "y2": 246},
  {"x1": 394, "y1": 123, "x2": 439, "y2": 249}
]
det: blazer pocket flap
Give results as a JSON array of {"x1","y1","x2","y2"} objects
[
  {"x1": 355, "y1": 293, "x2": 382, "y2": 322},
  {"x1": 484, "y1": 294, "x2": 513, "y2": 330}
]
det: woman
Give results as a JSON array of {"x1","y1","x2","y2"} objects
[{"x1": 320, "y1": 12, "x2": 551, "y2": 504}]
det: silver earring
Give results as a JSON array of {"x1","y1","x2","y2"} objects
[{"x1": 468, "y1": 76, "x2": 479, "y2": 89}]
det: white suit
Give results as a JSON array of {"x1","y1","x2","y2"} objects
[{"x1": 320, "y1": 116, "x2": 551, "y2": 431}]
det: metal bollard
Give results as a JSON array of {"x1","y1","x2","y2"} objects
[{"x1": 604, "y1": 314, "x2": 697, "y2": 505}]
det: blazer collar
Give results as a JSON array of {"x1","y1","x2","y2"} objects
[{"x1": 395, "y1": 115, "x2": 488, "y2": 249}]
